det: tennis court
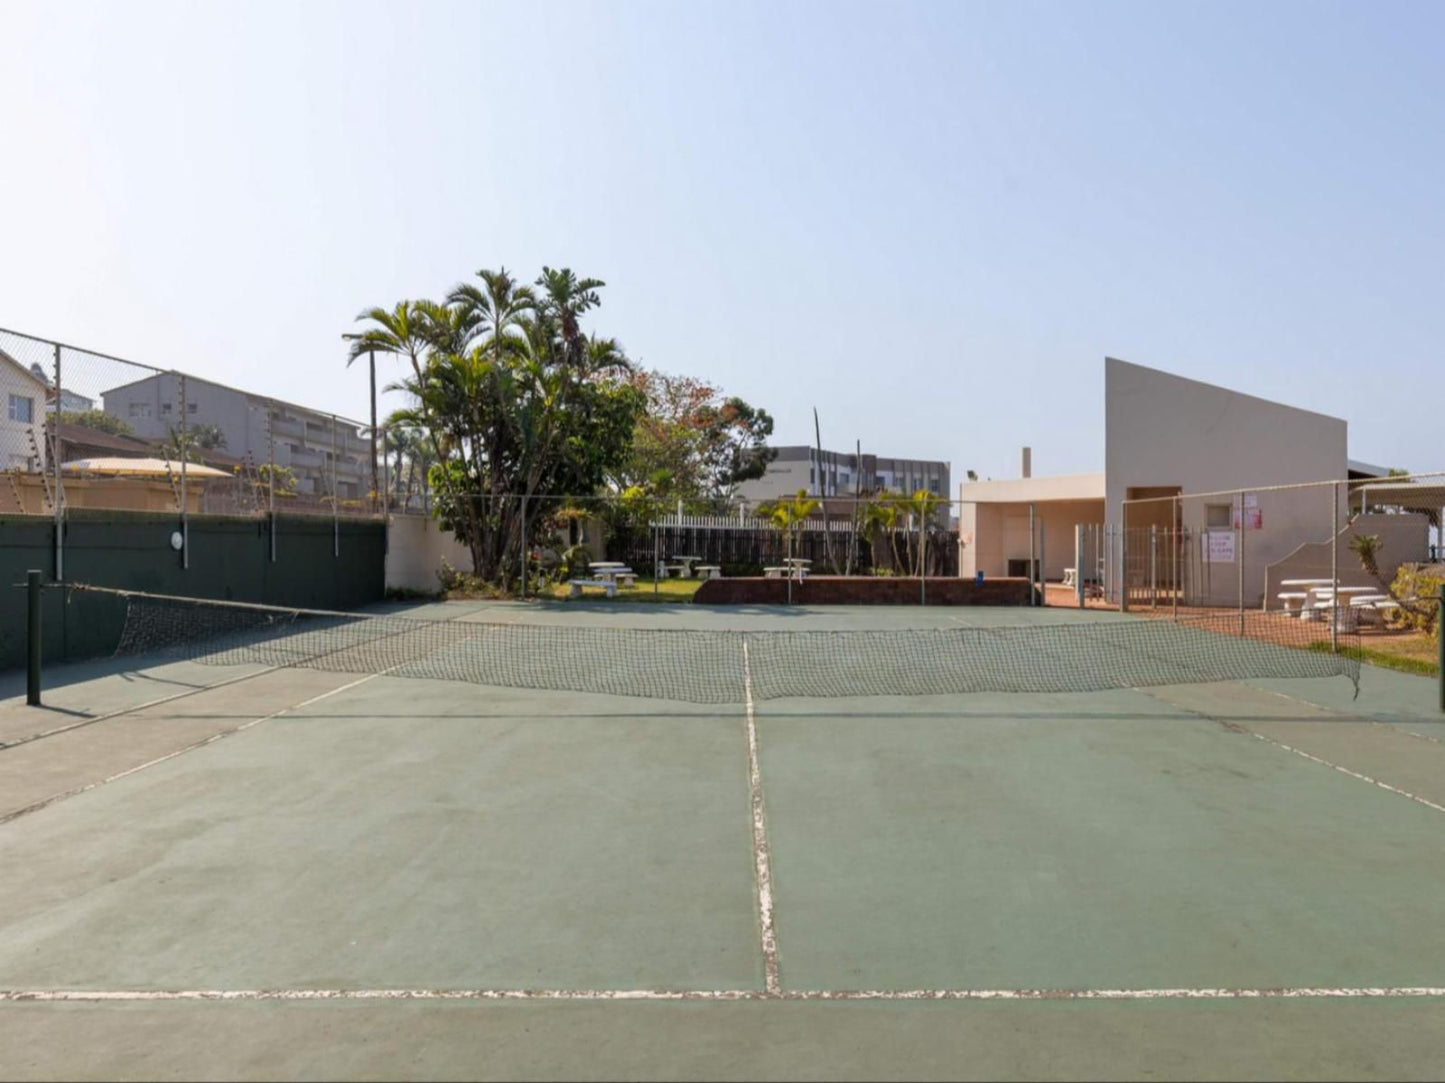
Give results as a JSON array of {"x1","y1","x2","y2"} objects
[{"x1": 2, "y1": 594, "x2": 1445, "y2": 1080}]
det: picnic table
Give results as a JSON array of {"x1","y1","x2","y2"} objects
[
  {"x1": 671, "y1": 556, "x2": 702, "y2": 577},
  {"x1": 587, "y1": 562, "x2": 636, "y2": 587}
]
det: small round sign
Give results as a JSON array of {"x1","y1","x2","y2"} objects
[{"x1": 170, "y1": 531, "x2": 184, "y2": 551}]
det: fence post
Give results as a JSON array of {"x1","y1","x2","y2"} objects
[
  {"x1": 653, "y1": 514, "x2": 659, "y2": 595},
  {"x1": 520, "y1": 494, "x2": 528, "y2": 599},
  {"x1": 1172, "y1": 496, "x2": 1180, "y2": 620},
  {"x1": 1074, "y1": 524, "x2": 1084, "y2": 608},
  {"x1": 268, "y1": 401, "x2": 277, "y2": 563},
  {"x1": 26, "y1": 570, "x2": 42, "y2": 706},
  {"x1": 1118, "y1": 502, "x2": 1128, "y2": 612},
  {"x1": 1028, "y1": 503, "x2": 1036, "y2": 607},
  {"x1": 1150, "y1": 525, "x2": 1158, "y2": 609},
  {"x1": 369, "y1": 350, "x2": 379, "y2": 515},
  {"x1": 51, "y1": 344, "x2": 63, "y2": 581},
  {"x1": 1331, "y1": 481, "x2": 1340, "y2": 652},
  {"x1": 1038, "y1": 520, "x2": 1046, "y2": 607},
  {"x1": 1236, "y1": 491, "x2": 1244, "y2": 636},
  {"x1": 920, "y1": 515, "x2": 927, "y2": 606},
  {"x1": 1437, "y1": 583, "x2": 1443, "y2": 713},
  {"x1": 331, "y1": 415, "x2": 339, "y2": 559},
  {"x1": 180, "y1": 373, "x2": 189, "y2": 570}
]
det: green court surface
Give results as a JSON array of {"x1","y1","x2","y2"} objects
[{"x1": 1, "y1": 601, "x2": 1444, "y2": 1081}]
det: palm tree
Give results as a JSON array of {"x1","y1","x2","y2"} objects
[
  {"x1": 343, "y1": 301, "x2": 433, "y2": 387},
  {"x1": 536, "y1": 267, "x2": 604, "y2": 370},
  {"x1": 903, "y1": 488, "x2": 945, "y2": 575},
  {"x1": 759, "y1": 489, "x2": 821, "y2": 571},
  {"x1": 448, "y1": 268, "x2": 537, "y2": 368},
  {"x1": 862, "y1": 492, "x2": 904, "y2": 574}
]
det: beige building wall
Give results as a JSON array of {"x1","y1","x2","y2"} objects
[
  {"x1": 385, "y1": 514, "x2": 473, "y2": 594},
  {"x1": 1105, "y1": 358, "x2": 1348, "y2": 607}
]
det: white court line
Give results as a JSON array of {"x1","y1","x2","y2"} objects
[
  {"x1": 0, "y1": 672, "x2": 382, "y2": 827},
  {"x1": 3, "y1": 986, "x2": 1444, "y2": 1003},
  {"x1": 1241, "y1": 729, "x2": 1445, "y2": 816},
  {"x1": 1134, "y1": 688, "x2": 1445, "y2": 817},
  {"x1": 741, "y1": 638, "x2": 781, "y2": 997}
]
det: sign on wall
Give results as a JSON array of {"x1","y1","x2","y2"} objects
[
  {"x1": 1232, "y1": 493, "x2": 1263, "y2": 531},
  {"x1": 1206, "y1": 530, "x2": 1236, "y2": 563}
]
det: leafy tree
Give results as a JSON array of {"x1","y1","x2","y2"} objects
[
  {"x1": 616, "y1": 370, "x2": 775, "y2": 508},
  {"x1": 383, "y1": 267, "x2": 645, "y2": 585},
  {"x1": 160, "y1": 423, "x2": 226, "y2": 462},
  {"x1": 59, "y1": 409, "x2": 135, "y2": 438}
]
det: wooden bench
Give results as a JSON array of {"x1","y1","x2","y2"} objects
[{"x1": 568, "y1": 579, "x2": 618, "y2": 599}]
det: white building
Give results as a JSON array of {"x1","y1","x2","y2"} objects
[
  {"x1": 958, "y1": 358, "x2": 1379, "y2": 606},
  {"x1": 1, "y1": 349, "x2": 47, "y2": 473}
]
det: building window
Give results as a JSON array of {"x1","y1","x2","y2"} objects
[
  {"x1": 7, "y1": 395, "x2": 34, "y2": 423},
  {"x1": 188, "y1": 402, "x2": 198, "y2": 414},
  {"x1": 929, "y1": 479, "x2": 941, "y2": 494},
  {"x1": 162, "y1": 402, "x2": 173, "y2": 413},
  {"x1": 1205, "y1": 503, "x2": 1232, "y2": 529},
  {"x1": 129, "y1": 402, "x2": 152, "y2": 419}
]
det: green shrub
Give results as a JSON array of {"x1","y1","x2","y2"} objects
[{"x1": 1388, "y1": 564, "x2": 1443, "y2": 640}]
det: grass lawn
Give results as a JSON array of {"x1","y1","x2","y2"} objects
[
  {"x1": 1311, "y1": 632, "x2": 1441, "y2": 676},
  {"x1": 545, "y1": 577, "x2": 704, "y2": 604}
]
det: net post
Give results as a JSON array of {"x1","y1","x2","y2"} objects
[
  {"x1": 179, "y1": 373, "x2": 189, "y2": 570},
  {"x1": 52, "y1": 344, "x2": 63, "y2": 582},
  {"x1": 26, "y1": 570, "x2": 42, "y2": 707},
  {"x1": 1331, "y1": 481, "x2": 1340, "y2": 652}
]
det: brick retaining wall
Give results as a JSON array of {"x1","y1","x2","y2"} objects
[{"x1": 692, "y1": 576, "x2": 1034, "y2": 606}]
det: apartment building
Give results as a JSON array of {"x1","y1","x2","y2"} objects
[
  {"x1": 100, "y1": 372, "x2": 371, "y2": 500},
  {"x1": 735, "y1": 445, "x2": 951, "y2": 504}
]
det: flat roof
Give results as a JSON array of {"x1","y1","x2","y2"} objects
[{"x1": 959, "y1": 472, "x2": 1105, "y2": 504}]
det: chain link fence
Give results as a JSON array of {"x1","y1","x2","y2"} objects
[
  {"x1": 0, "y1": 326, "x2": 381, "y2": 578},
  {"x1": 1120, "y1": 473, "x2": 1444, "y2": 656}
]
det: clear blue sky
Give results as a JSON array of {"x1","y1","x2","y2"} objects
[{"x1": 3, "y1": 0, "x2": 1440, "y2": 481}]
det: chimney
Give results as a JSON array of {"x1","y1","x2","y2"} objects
[{"x1": 1021, "y1": 447, "x2": 1032, "y2": 479}]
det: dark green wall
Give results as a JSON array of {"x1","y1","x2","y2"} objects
[{"x1": 0, "y1": 511, "x2": 385, "y2": 671}]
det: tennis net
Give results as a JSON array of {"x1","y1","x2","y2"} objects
[{"x1": 54, "y1": 584, "x2": 1363, "y2": 702}]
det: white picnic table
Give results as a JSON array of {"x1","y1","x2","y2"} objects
[
  {"x1": 587, "y1": 562, "x2": 636, "y2": 587},
  {"x1": 670, "y1": 555, "x2": 702, "y2": 577}
]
